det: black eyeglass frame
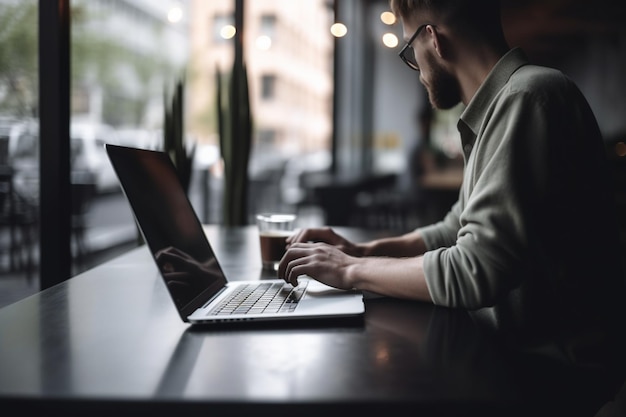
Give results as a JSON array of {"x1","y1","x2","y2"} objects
[{"x1": 398, "y1": 24, "x2": 434, "y2": 71}]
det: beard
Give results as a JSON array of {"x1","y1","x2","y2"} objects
[{"x1": 423, "y1": 52, "x2": 461, "y2": 110}]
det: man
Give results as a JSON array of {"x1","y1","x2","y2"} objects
[{"x1": 279, "y1": 0, "x2": 623, "y2": 390}]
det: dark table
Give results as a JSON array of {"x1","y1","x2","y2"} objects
[{"x1": 0, "y1": 225, "x2": 621, "y2": 416}]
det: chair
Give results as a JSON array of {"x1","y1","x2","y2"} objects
[{"x1": 0, "y1": 165, "x2": 38, "y2": 278}]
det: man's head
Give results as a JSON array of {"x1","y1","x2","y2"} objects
[
  {"x1": 390, "y1": 0, "x2": 505, "y2": 44},
  {"x1": 390, "y1": 0, "x2": 508, "y2": 109}
]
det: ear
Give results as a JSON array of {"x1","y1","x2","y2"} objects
[{"x1": 426, "y1": 25, "x2": 443, "y2": 58}]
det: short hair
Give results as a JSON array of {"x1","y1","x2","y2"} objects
[{"x1": 389, "y1": 0, "x2": 505, "y2": 44}]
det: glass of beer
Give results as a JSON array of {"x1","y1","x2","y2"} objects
[{"x1": 256, "y1": 213, "x2": 297, "y2": 271}]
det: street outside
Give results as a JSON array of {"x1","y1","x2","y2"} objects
[{"x1": 0, "y1": 171, "x2": 217, "y2": 308}]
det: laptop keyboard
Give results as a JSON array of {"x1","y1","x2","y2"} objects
[{"x1": 210, "y1": 281, "x2": 308, "y2": 315}]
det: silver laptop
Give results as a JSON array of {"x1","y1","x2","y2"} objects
[{"x1": 105, "y1": 144, "x2": 365, "y2": 324}]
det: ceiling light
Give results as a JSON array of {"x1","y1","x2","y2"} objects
[
  {"x1": 220, "y1": 25, "x2": 236, "y2": 40},
  {"x1": 330, "y1": 23, "x2": 348, "y2": 38},
  {"x1": 382, "y1": 33, "x2": 398, "y2": 48},
  {"x1": 380, "y1": 11, "x2": 396, "y2": 25}
]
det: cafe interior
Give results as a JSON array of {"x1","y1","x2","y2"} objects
[{"x1": 0, "y1": 0, "x2": 625, "y2": 415}]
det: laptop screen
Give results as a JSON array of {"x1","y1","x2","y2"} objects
[{"x1": 106, "y1": 145, "x2": 227, "y2": 318}]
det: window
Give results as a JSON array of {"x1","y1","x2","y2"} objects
[
  {"x1": 0, "y1": 0, "x2": 39, "y2": 304},
  {"x1": 261, "y1": 74, "x2": 277, "y2": 100},
  {"x1": 70, "y1": 0, "x2": 190, "y2": 274},
  {"x1": 188, "y1": 1, "x2": 334, "y2": 224},
  {"x1": 260, "y1": 14, "x2": 276, "y2": 37},
  {"x1": 1, "y1": 0, "x2": 334, "y2": 307}
]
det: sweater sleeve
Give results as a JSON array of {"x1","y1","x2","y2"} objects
[
  {"x1": 423, "y1": 88, "x2": 551, "y2": 309},
  {"x1": 417, "y1": 199, "x2": 462, "y2": 250}
]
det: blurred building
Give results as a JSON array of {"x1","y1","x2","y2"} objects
[
  {"x1": 188, "y1": 0, "x2": 334, "y2": 162},
  {"x1": 72, "y1": 0, "x2": 189, "y2": 129}
]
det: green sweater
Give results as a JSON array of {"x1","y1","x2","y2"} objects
[{"x1": 419, "y1": 48, "x2": 624, "y2": 364}]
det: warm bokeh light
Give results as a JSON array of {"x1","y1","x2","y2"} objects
[
  {"x1": 220, "y1": 25, "x2": 236, "y2": 40},
  {"x1": 255, "y1": 35, "x2": 272, "y2": 50},
  {"x1": 615, "y1": 141, "x2": 626, "y2": 157},
  {"x1": 382, "y1": 33, "x2": 398, "y2": 48},
  {"x1": 380, "y1": 11, "x2": 396, "y2": 25},
  {"x1": 330, "y1": 23, "x2": 348, "y2": 38},
  {"x1": 167, "y1": 5, "x2": 183, "y2": 23}
]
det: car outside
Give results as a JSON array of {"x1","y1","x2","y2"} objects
[{"x1": 8, "y1": 119, "x2": 121, "y2": 197}]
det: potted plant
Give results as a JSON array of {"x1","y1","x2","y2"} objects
[
  {"x1": 163, "y1": 75, "x2": 196, "y2": 194},
  {"x1": 216, "y1": 1, "x2": 252, "y2": 226}
]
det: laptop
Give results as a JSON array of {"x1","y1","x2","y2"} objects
[{"x1": 105, "y1": 144, "x2": 365, "y2": 324}]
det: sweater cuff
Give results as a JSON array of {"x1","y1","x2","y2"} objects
[
  {"x1": 422, "y1": 248, "x2": 445, "y2": 306},
  {"x1": 416, "y1": 223, "x2": 446, "y2": 251}
]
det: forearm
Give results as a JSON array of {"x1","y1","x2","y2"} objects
[
  {"x1": 357, "y1": 230, "x2": 428, "y2": 258},
  {"x1": 347, "y1": 255, "x2": 432, "y2": 302}
]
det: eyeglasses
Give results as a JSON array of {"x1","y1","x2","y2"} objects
[{"x1": 398, "y1": 24, "x2": 432, "y2": 71}]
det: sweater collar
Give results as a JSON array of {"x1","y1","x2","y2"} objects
[{"x1": 458, "y1": 48, "x2": 529, "y2": 139}]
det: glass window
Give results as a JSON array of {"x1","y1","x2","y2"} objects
[
  {"x1": 69, "y1": 0, "x2": 190, "y2": 275},
  {"x1": 189, "y1": 0, "x2": 334, "y2": 223},
  {"x1": 0, "y1": 0, "x2": 333, "y2": 307},
  {"x1": 213, "y1": 14, "x2": 234, "y2": 43},
  {"x1": 0, "y1": 0, "x2": 40, "y2": 307}
]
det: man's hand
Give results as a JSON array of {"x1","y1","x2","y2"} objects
[
  {"x1": 287, "y1": 227, "x2": 363, "y2": 257},
  {"x1": 278, "y1": 242, "x2": 357, "y2": 289}
]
